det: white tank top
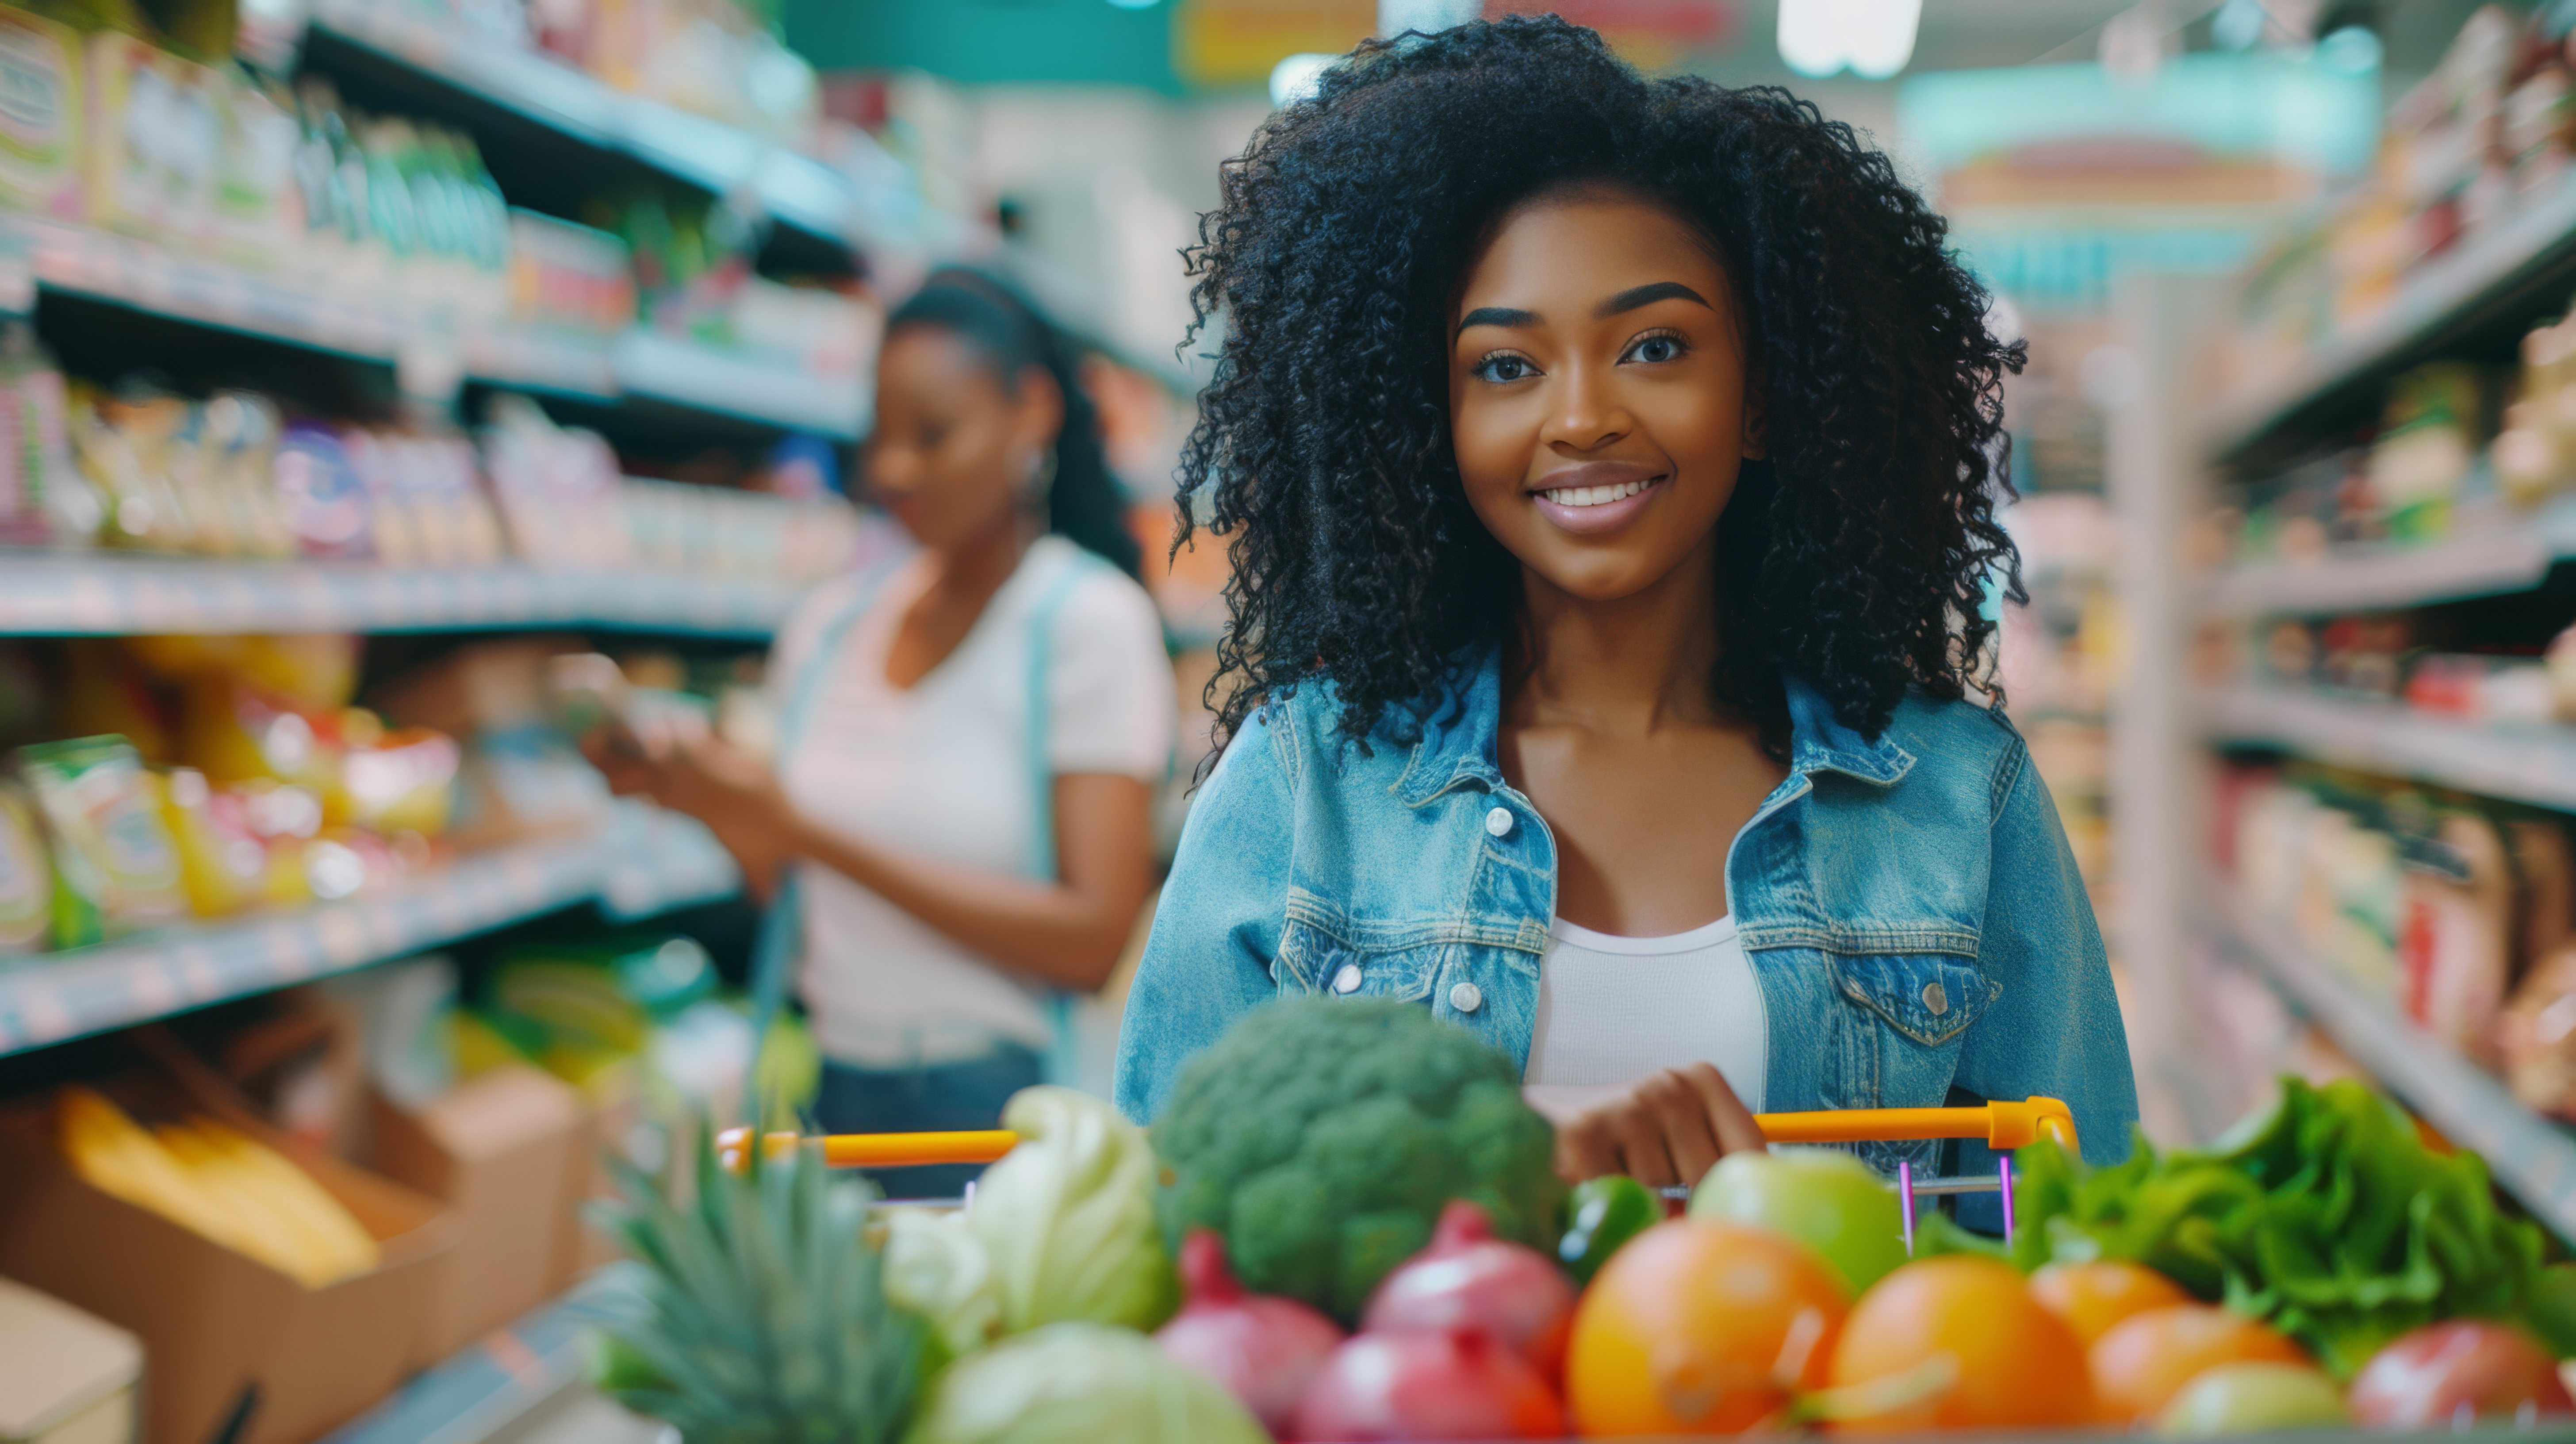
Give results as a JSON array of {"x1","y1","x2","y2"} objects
[{"x1": 1520, "y1": 914, "x2": 1768, "y2": 1116}]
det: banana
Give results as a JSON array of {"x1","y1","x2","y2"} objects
[{"x1": 55, "y1": 1088, "x2": 379, "y2": 1288}]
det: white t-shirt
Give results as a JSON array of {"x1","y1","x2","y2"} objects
[
  {"x1": 1521, "y1": 914, "x2": 1768, "y2": 1117},
  {"x1": 772, "y1": 535, "x2": 1175, "y2": 1068}
]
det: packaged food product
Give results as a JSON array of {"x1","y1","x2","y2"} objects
[
  {"x1": 0, "y1": 6, "x2": 82, "y2": 218},
  {"x1": 0, "y1": 778, "x2": 51, "y2": 952},
  {"x1": 2500, "y1": 942, "x2": 2576, "y2": 1118},
  {"x1": 271, "y1": 422, "x2": 372, "y2": 558},
  {"x1": 82, "y1": 31, "x2": 221, "y2": 243},
  {"x1": 2400, "y1": 813, "x2": 2515, "y2": 1066},
  {"x1": 15, "y1": 735, "x2": 187, "y2": 947},
  {"x1": 157, "y1": 766, "x2": 270, "y2": 919}
]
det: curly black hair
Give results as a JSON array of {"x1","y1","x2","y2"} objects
[{"x1": 1175, "y1": 16, "x2": 2024, "y2": 757}]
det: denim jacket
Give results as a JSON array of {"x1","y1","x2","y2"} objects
[{"x1": 1113, "y1": 649, "x2": 2138, "y2": 1174}]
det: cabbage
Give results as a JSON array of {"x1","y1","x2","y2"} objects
[
  {"x1": 880, "y1": 1206, "x2": 1002, "y2": 1366},
  {"x1": 901, "y1": 1322, "x2": 1266, "y2": 1444},
  {"x1": 966, "y1": 1087, "x2": 1177, "y2": 1333}
]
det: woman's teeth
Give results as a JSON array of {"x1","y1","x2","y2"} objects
[{"x1": 1538, "y1": 478, "x2": 1652, "y2": 507}]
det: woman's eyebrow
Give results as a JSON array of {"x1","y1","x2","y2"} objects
[
  {"x1": 1595, "y1": 281, "x2": 1711, "y2": 318},
  {"x1": 1456, "y1": 305, "x2": 1538, "y2": 337}
]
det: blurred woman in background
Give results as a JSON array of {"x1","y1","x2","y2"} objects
[{"x1": 591, "y1": 270, "x2": 1173, "y2": 1193}]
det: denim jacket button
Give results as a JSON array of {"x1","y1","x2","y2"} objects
[
  {"x1": 1921, "y1": 979, "x2": 1948, "y2": 1015},
  {"x1": 1448, "y1": 982, "x2": 1483, "y2": 1014},
  {"x1": 1484, "y1": 806, "x2": 1514, "y2": 838},
  {"x1": 1332, "y1": 963, "x2": 1363, "y2": 995}
]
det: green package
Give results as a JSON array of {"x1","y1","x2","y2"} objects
[
  {"x1": 15, "y1": 735, "x2": 185, "y2": 947},
  {"x1": 0, "y1": 780, "x2": 49, "y2": 952}
]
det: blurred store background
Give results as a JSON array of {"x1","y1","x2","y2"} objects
[{"x1": 5, "y1": 0, "x2": 2576, "y2": 1441}]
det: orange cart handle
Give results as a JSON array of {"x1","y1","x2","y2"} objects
[
  {"x1": 1756, "y1": 1096, "x2": 2078, "y2": 1152},
  {"x1": 717, "y1": 1096, "x2": 2077, "y2": 1173},
  {"x1": 717, "y1": 1127, "x2": 1021, "y2": 1171}
]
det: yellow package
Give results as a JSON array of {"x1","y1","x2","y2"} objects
[{"x1": 158, "y1": 766, "x2": 268, "y2": 918}]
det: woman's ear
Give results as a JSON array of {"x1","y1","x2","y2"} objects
[
  {"x1": 1740, "y1": 374, "x2": 1769, "y2": 461},
  {"x1": 1013, "y1": 363, "x2": 1066, "y2": 458}
]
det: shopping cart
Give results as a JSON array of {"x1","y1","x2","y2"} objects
[{"x1": 717, "y1": 1095, "x2": 2077, "y2": 1248}]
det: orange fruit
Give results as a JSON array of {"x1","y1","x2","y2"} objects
[
  {"x1": 2090, "y1": 1304, "x2": 2311, "y2": 1423},
  {"x1": 1825, "y1": 1255, "x2": 2093, "y2": 1431},
  {"x1": 2029, "y1": 1260, "x2": 2195, "y2": 1347},
  {"x1": 1564, "y1": 1219, "x2": 1847, "y2": 1436}
]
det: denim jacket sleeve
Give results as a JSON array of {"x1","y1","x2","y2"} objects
[
  {"x1": 1112, "y1": 707, "x2": 1296, "y2": 1121},
  {"x1": 1951, "y1": 737, "x2": 2139, "y2": 1168}
]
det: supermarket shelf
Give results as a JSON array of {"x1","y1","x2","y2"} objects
[
  {"x1": 3, "y1": 216, "x2": 851, "y2": 432},
  {"x1": 2200, "y1": 500, "x2": 2576, "y2": 617},
  {"x1": 2209, "y1": 887, "x2": 2576, "y2": 1244},
  {"x1": 2206, "y1": 175, "x2": 2576, "y2": 467},
  {"x1": 0, "y1": 803, "x2": 739, "y2": 1057},
  {"x1": 611, "y1": 330, "x2": 867, "y2": 440},
  {"x1": 2202, "y1": 685, "x2": 2576, "y2": 811},
  {"x1": 323, "y1": 1274, "x2": 648, "y2": 1444},
  {"x1": 307, "y1": 0, "x2": 854, "y2": 245},
  {"x1": 0, "y1": 553, "x2": 800, "y2": 638}
]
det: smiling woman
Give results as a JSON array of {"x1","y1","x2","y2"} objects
[{"x1": 1113, "y1": 16, "x2": 2138, "y2": 1201}]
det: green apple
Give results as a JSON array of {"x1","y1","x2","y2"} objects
[
  {"x1": 2157, "y1": 1362, "x2": 2348, "y2": 1436},
  {"x1": 1686, "y1": 1147, "x2": 1907, "y2": 1294}
]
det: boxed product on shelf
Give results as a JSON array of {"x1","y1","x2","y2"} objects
[
  {"x1": 0, "y1": 1066, "x2": 460, "y2": 1444},
  {"x1": 0, "y1": 1276, "x2": 141, "y2": 1444},
  {"x1": 478, "y1": 393, "x2": 630, "y2": 568},
  {"x1": 507, "y1": 207, "x2": 636, "y2": 334},
  {"x1": 0, "y1": 6, "x2": 83, "y2": 219},
  {"x1": 81, "y1": 31, "x2": 221, "y2": 244},
  {"x1": 363, "y1": 1060, "x2": 587, "y2": 1365}
]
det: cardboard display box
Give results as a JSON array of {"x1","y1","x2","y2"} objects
[
  {"x1": 366, "y1": 1063, "x2": 586, "y2": 1365},
  {"x1": 0, "y1": 1075, "x2": 458, "y2": 1444}
]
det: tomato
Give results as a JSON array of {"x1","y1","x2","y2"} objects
[
  {"x1": 2089, "y1": 1304, "x2": 2310, "y2": 1423},
  {"x1": 1825, "y1": 1255, "x2": 2093, "y2": 1431},
  {"x1": 1687, "y1": 1147, "x2": 1908, "y2": 1295},
  {"x1": 2028, "y1": 1260, "x2": 2194, "y2": 1348},
  {"x1": 1564, "y1": 1220, "x2": 1846, "y2": 1436}
]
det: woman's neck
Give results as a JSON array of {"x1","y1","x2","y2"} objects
[
  {"x1": 927, "y1": 507, "x2": 1040, "y2": 605},
  {"x1": 1507, "y1": 529, "x2": 1726, "y2": 737}
]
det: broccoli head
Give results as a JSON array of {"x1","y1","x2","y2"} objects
[{"x1": 1150, "y1": 997, "x2": 1566, "y2": 1322}]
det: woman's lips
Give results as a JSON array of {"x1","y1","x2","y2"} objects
[{"x1": 1530, "y1": 473, "x2": 1667, "y2": 535}]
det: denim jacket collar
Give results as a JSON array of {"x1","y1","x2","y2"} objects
[{"x1": 1392, "y1": 645, "x2": 1915, "y2": 806}]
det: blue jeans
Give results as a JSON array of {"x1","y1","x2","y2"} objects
[{"x1": 811, "y1": 1045, "x2": 1045, "y2": 1200}]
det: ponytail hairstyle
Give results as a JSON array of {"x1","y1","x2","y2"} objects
[{"x1": 884, "y1": 269, "x2": 1143, "y2": 580}]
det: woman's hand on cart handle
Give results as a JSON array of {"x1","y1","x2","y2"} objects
[{"x1": 1550, "y1": 1062, "x2": 1765, "y2": 1190}]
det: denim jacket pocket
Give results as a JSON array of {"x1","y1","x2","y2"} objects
[
  {"x1": 1829, "y1": 952, "x2": 2001, "y2": 1047},
  {"x1": 1821, "y1": 949, "x2": 2002, "y2": 1175},
  {"x1": 1276, "y1": 892, "x2": 1448, "y2": 1003}
]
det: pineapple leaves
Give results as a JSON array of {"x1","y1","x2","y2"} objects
[{"x1": 595, "y1": 1126, "x2": 924, "y2": 1444}]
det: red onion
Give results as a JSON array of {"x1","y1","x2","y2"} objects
[
  {"x1": 1288, "y1": 1329, "x2": 1566, "y2": 1441},
  {"x1": 2350, "y1": 1320, "x2": 2574, "y2": 1429},
  {"x1": 1361, "y1": 1199, "x2": 1576, "y2": 1376},
  {"x1": 1154, "y1": 1229, "x2": 1345, "y2": 1434}
]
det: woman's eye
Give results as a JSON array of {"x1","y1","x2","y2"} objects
[
  {"x1": 1473, "y1": 353, "x2": 1537, "y2": 383},
  {"x1": 1624, "y1": 334, "x2": 1686, "y2": 365}
]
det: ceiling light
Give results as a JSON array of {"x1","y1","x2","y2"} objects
[{"x1": 1778, "y1": 0, "x2": 1922, "y2": 81}]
